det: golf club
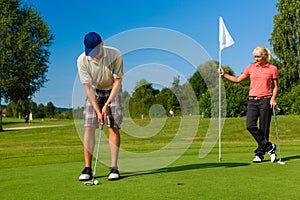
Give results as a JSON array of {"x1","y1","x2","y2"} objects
[
  {"x1": 84, "y1": 125, "x2": 103, "y2": 185},
  {"x1": 272, "y1": 106, "x2": 285, "y2": 165}
]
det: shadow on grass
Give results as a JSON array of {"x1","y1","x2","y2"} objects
[
  {"x1": 94, "y1": 155, "x2": 300, "y2": 179},
  {"x1": 95, "y1": 162, "x2": 250, "y2": 179},
  {"x1": 2, "y1": 121, "x2": 25, "y2": 125},
  {"x1": 281, "y1": 154, "x2": 300, "y2": 162}
]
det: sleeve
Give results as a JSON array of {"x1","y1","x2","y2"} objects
[
  {"x1": 113, "y1": 53, "x2": 124, "y2": 79},
  {"x1": 243, "y1": 65, "x2": 252, "y2": 77},
  {"x1": 272, "y1": 66, "x2": 278, "y2": 79},
  {"x1": 77, "y1": 54, "x2": 92, "y2": 84}
]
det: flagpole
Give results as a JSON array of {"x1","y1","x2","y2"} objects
[
  {"x1": 218, "y1": 16, "x2": 235, "y2": 162},
  {"x1": 218, "y1": 49, "x2": 222, "y2": 162}
]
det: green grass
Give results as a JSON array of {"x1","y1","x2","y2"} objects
[{"x1": 0, "y1": 116, "x2": 299, "y2": 199}]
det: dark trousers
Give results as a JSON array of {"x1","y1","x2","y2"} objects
[{"x1": 246, "y1": 98, "x2": 272, "y2": 156}]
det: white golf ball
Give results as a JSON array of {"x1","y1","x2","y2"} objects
[{"x1": 94, "y1": 180, "x2": 99, "y2": 185}]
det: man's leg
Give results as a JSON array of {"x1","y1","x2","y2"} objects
[
  {"x1": 108, "y1": 127, "x2": 120, "y2": 180},
  {"x1": 106, "y1": 89, "x2": 122, "y2": 180},
  {"x1": 84, "y1": 126, "x2": 96, "y2": 167},
  {"x1": 109, "y1": 127, "x2": 120, "y2": 167},
  {"x1": 79, "y1": 126, "x2": 96, "y2": 181}
]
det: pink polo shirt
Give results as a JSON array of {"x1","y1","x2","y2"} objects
[{"x1": 243, "y1": 63, "x2": 278, "y2": 97}]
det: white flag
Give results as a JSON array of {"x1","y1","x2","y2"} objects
[{"x1": 219, "y1": 16, "x2": 234, "y2": 51}]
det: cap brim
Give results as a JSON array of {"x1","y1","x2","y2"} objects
[{"x1": 85, "y1": 44, "x2": 100, "y2": 56}]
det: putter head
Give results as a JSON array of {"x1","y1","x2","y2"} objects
[
  {"x1": 84, "y1": 181, "x2": 94, "y2": 186},
  {"x1": 84, "y1": 179, "x2": 99, "y2": 185},
  {"x1": 277, "y1": 160, "x2": 285, "y2": 165}
]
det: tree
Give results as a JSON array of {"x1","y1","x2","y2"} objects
[
  {"x1": 6, "y1": 99, "x2": 27, "y2": 118},
  {"x1": 121, "y1": 90, "x2": 131, "y2": 117},
  {"x1": 277, "y1": 84, "x2": 300, "y2": 115},
  {"x1": 28, "y1": 100, "x2": 38, "y2": 115},
  {"x1": 188, "y1": 66, "x2": 207, "y2": 100},
  {"x1": 44, "y1": 102, "x2": 55, "y2": 118},
  {"x1": 270, "y1": 0, "x2": 300, "y2": 91},
  {"x1": 130, "y1": 79, "x2": 159, "y2": 118},
  {"x1": 36, "y1": 103, "x2": 45, "y2": 118},
  {"x1": 170, "y1": 76, "x2": 181, "y2": 115},
  {"x1": 0, "y1": 0, "x2": 54, "y2": 130},
  {"x1": 197, "y1": 63, "x2": 249, "y2": 118},
  {"x1": 155, "y1": 87, "x2": 178, "y2": 116}
]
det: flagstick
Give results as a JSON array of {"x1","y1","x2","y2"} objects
[
  {"x1": 218, "y1": 49, "x2": 222, "y2": 162},
  {"x1": 218, "y1": 16, "x2": 235, "y2": 162}
]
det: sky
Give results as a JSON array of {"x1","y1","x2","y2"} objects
[{"x1": 21, "y1": 0, "x2": 278, "y2": 108}]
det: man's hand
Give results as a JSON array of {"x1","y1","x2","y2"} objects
[{"x1": 101, "y1": 103, "x2": 110, "y2": 124}]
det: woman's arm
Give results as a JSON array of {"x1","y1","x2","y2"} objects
[{"x1": 218, "y1": 67, "x2": 247, "y2": 83}]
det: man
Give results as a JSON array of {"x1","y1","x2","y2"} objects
[{"x1": 77, "y1": 32, "x2": 124, "y2": 181}]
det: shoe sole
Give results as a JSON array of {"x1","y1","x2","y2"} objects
[
  {"x1": 108, "y1": 177, "x2": 120, "y2": 181},
  {"x1": 253, "y1": 160, "x2": 262, "y2": 163}
]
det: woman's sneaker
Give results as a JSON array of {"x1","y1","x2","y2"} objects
[
  {"x1": 267, "y1": 144, "x2": 276, "y2": 162},
  {"x1": 78, "y1": 167, "x2": 92, "y2": 181},
  {"x1": 253, "y1": 155, "x2": 264, "y2": 163},
  {"x1": 108, "y1": 167, "x2": 120, "y2": 180}
]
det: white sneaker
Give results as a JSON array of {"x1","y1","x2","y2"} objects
[
  {"x1": 78, "y1": 167, "x2": 92, "y2": 181},
  {"x1": 79, "y1": 174, "x2": 91, "y2": 181},
  {"x1": 267, "y1": 144, "x2": 276, "y2": 163},
  {"x1": 108, "y1": 168, "x2": 120, "y2": 180},
  {"x1": 253, "y1": 155, "x2": 263, "y2": 163},
  {"x1": 269, "y1": 153, "x2": 276, "y2": 162}
]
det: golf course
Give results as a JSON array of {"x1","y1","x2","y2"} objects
[{"x1": 0, "y1": 115, "x2": 299, "y2": 199}]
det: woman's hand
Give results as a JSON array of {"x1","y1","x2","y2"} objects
[
  {"x1": 218, "y1": 67, "x2": 224, "y2": 75},
  {"x1": 270, "y1": 99, "x2": 277, "y2": 108}
]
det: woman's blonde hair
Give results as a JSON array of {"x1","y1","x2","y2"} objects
[{"x1": 253, "y1": 46, "x2": 272, "y2": 62}]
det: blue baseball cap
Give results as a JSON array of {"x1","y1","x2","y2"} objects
[{"x1": 84, "y1": 32, "x2": 102, "y2": 56}]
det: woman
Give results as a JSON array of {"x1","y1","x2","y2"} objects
[{"x1": 218, "y1": 46, "x2": 278, "y2": 163}]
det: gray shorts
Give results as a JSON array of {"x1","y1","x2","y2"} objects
[{"x1": 83, "y1": 89, "x2": 123, "y2": 128}]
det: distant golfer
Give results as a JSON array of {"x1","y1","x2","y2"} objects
[
  {"x1": 169, "y1": 109, "x2": 174, "y2": 117},
  {"x1": 29, "y1": 112, "x2": 33, "y2": 124},
  {"x1": 218, "y1": 46, "x2": 278, "y2": 163},
  {"x1": 77, "y1": 32, "x2": 124, "y2": 180}
]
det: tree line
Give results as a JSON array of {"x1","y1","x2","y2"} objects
[
  {"x1": 124, "y1": 59, "x2": 300, "y2": 120},
  {"x1": 5, "y1": 100, "x2": 73, "y2": 120}
]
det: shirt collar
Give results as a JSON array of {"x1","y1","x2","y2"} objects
[{"x1": 255, "y1": 62, "x2": 270, "y2": 68}]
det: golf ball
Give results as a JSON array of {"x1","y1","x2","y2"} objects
[{"x1": 94, "y1": 180, "x2": 99, "y2": 185}]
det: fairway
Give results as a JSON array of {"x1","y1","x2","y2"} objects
[{"x1": 0, "y1": 116, "x2": 299, "y2": 199}]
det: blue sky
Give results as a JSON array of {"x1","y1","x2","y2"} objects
[{"x1": 23, "y1": 0, "x2": 278, "y2": 108}]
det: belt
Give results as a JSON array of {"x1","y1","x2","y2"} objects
[
  {"x1": 95, "y1": 89, "x2": 112, "y2": 93},
  {"x1": 249, "y1": 96, "x2": 271, "y2": 100}
]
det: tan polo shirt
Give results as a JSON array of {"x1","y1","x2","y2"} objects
[{"x1": 77, "y1": 46, "x2": 124, "y2": 90}]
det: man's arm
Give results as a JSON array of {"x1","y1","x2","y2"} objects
[
  {"x1": 84, "y1": 83, "x2": 103, "y2": 124},
  {"x1": 102, "y1": 78, "x2": 122, "y2": 121}
]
